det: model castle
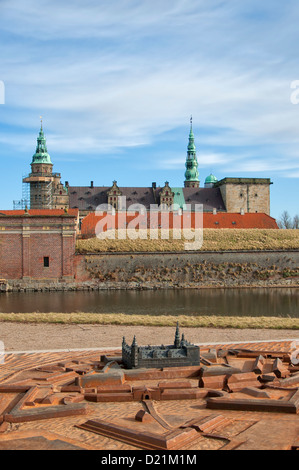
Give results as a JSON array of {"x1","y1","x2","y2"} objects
[
  {"x1": 122, "y1": 323, "x2": 200, "y2": 369},
  {"x1": 19, "y1": 118, "x2": 273, "y2": 219}
]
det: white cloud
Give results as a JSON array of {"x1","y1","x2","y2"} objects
[{"x1": 1, "y1": 0, "x2": 299, "y2": 176}]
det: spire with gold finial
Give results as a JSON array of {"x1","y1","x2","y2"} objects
[
  {"x1": 184, "y1": 116, "x2": 199, "y2": 187},
  {"x1": 31, "y1": 118, "x2": 52, "y2": 165}
]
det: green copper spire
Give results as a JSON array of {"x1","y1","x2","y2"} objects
[
  {"x1": 187, "y1": 116, "x2": 196, "y2": 153},
  {"x1": 31, "y1": 119, "x2": 52, "y2": 165},
  {"x1": 184, "y1": 117, "x2": 199, "y2": 186}
]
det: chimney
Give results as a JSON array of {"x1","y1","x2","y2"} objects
[
  {"x1": 152, "y1": 182, "x2": 156, "y2": 189},
  {"x1": 65, "y1": 181, "x2": 69, "y2": 188},
  {"x1": 240, "y1": 208, "x2": 245, "y2": 215},
  {"x1": 90, "y1": 181, "x2": 94, "y2": 188},
  {"x1": 213, "y1": 208, "x2": 217, "y2": 215}
]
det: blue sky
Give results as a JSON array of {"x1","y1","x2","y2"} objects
[{"x1": 0, "y1": 0, "x2": 299, "y2": 220}]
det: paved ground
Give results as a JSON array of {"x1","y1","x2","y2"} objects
[
  {"x1": 0, "y1": 339, "x2": 298, "y2": 450},
  {"x1": 0, "y1": 321, "x2": 298, "y2": 352}
]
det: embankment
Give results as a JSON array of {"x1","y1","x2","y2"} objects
[
  {"x1": 3, "y1": 250, "x2": 299, "y2": 292},
  {"x1": 73, "y1": 250, "x2": 299, "y2": 290}
]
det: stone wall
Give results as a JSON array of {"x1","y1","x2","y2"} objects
[
  {"x1": 73, "y1": 250, "x2": 299, "y2": 289},
  {"x1": 217, "y1": 179, "x2": 271, "y2": 215}
]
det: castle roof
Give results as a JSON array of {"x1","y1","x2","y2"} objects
[
  {"x1": 203, "y1": 212, "x2": 278, "y2": 229},
  {"x1": 0, "y1": 209, "x2": 79, "y2": 218},
  {"x1": 205, "y1": 174, "x2": 218, "y2": 184},
  {"x1": 80, "y1": 211, "x2": 278, "y2": 237},
  {"x1": 31, "y1": 123, "x2": 52, "y2": 165},
  {"x1": 68, "y1": 185, "x2": 226, "y2": 212}
]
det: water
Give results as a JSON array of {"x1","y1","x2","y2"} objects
[{"x1": 0, "y1": 288, "x2": 298, "y2": 317}]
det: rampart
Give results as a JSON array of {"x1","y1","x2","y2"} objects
[
  {"x1": 73, "y1": 250, "x2": 299, "y2": 290},
  {"x1": 1, "y1": 249, "x2": 298, "y2": 291}
]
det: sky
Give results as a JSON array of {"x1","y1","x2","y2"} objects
[{"x1": 0, "y1": 0, "x2": 299, "y2": 220}]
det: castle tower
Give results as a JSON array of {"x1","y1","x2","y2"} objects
[
  {"x1": 23, "y1": 120, "x2": 69, "y2": 209},
  {"x1": 184, "y1": 117, "x2": 200, "y2": 188},
  {"x1": 174, "y1": 322, "x2": 181, "y2": 349},
  {"x1": 131, "y1": 335, "x2": 139, "y2": 368}
]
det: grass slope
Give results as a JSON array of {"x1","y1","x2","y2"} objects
[
  {"x1": 76, "y1": 229, "x2": 299, "y2": 253},
  {"x1": 0, "y1": 312, "x2": 298, "y2": 329}
]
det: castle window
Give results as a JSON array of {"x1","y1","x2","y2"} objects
[
  {"x1": 240, "y1": 193, "x2": 244, "y2": 198},
  {"x1": 43, "y1": 257, "x2": 49, "y2": 267}
]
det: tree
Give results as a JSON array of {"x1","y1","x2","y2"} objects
[
  {"x1": 278, "y1": 211, "x2": 293, "y2": 229},
  {"x1": 277, "y1": 211, "x2": 299, "y2": 229},
  {"x1": 293, "y1": 214, "x2": 299, "y2": 229}
]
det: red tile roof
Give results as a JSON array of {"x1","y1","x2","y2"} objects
[
  {"x1": 203, "y1": 212, "x2": 279, "y2": 229},
  {"x1": 80, "y1": 211, "x2": 278, "y2": 236},
  {"x1": 0, "y1": 209, "x2": 79, "y2": 217}
]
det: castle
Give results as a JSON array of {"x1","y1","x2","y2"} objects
[
  {"x1": 21, "y1": 119, "x2": 273, "y2": 223},
  {"x1": 122, "y1": 323, "x2": 200, "y2": 369}
]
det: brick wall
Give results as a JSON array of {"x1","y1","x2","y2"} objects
[{"x1": 0, "y1": 211, "x2": 78, "y2": 281}]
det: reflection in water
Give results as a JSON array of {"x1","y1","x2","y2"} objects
[{"x1": 0, "y1": 288, "x2": 298, "y2": 317}]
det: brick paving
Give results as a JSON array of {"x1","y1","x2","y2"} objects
[{"x1": 0, "y1": 339, "x2": 298, "y2": 450}]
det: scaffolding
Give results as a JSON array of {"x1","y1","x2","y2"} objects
[
  {"x1": 13, "y1": 174, "x2": 31, "y2": 210},
  {"x1": 13, "y1": 174, "x2": 54, "y2": 210},
  {"x1": 44, "y1": 180, "x2": 53, "y2": 208},
  {"x1": 13, "y1": 199, "x2": 28, "y2": 210},
  {"x1": 22, "y1": 174, "x2": 30, "y2": 208}
]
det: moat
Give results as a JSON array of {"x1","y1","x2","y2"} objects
[{"x1": 0, "y1": 288, "x2": 298, "y2": 318}]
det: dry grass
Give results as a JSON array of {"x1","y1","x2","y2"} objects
[
  {"x1": 0, "y1": 312, "x2": 298, "y2": 329},
  {"x1": 76, "y1": 229, "x2": 299, "y2": 253}
]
